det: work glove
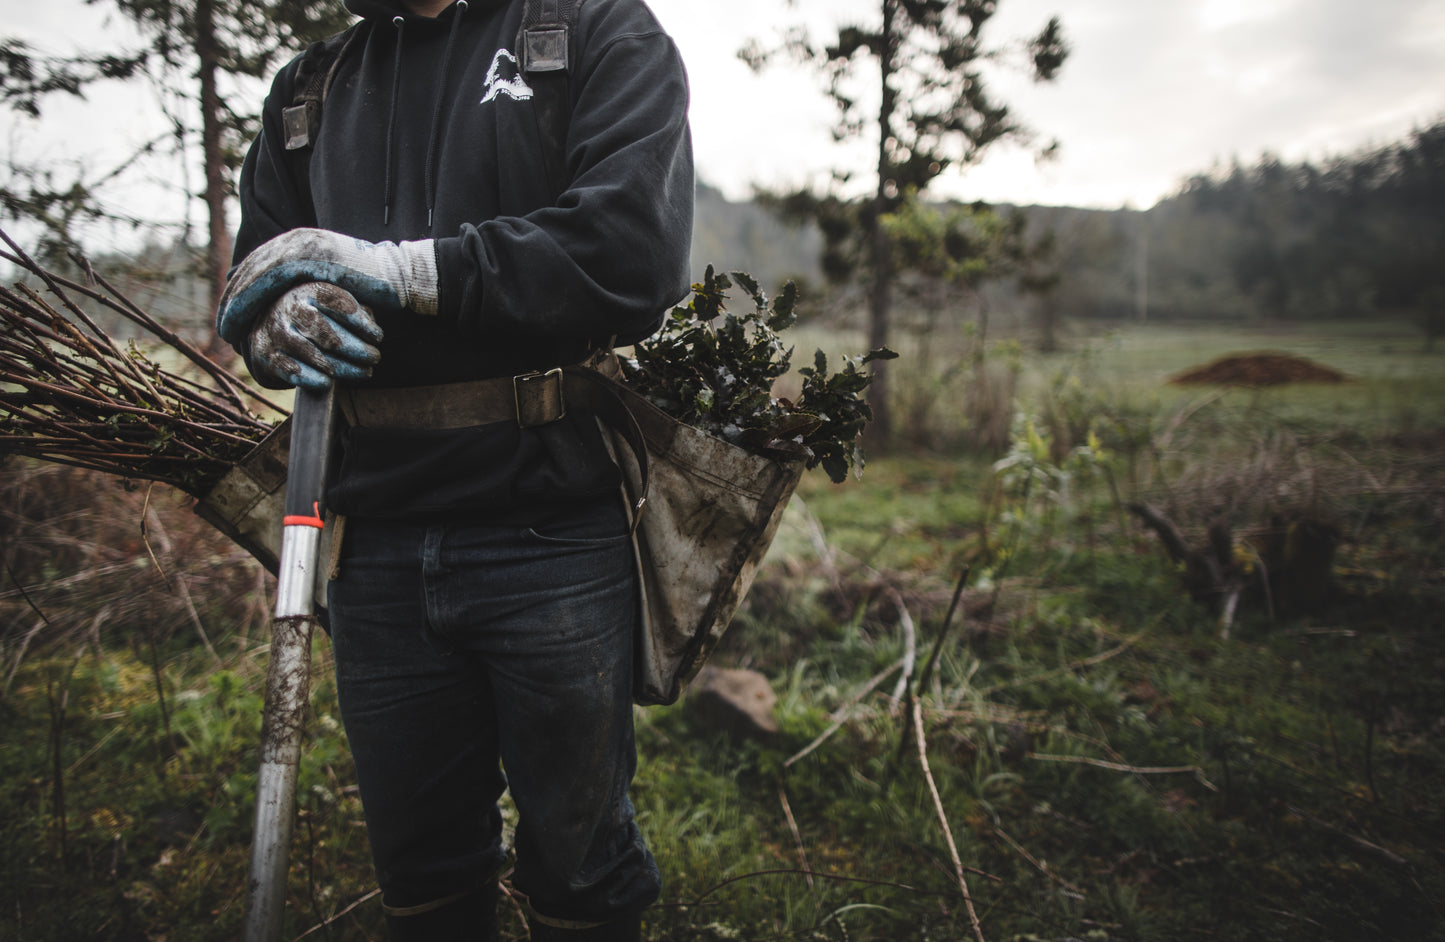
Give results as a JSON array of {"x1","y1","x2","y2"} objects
[
  {"x1": 247, "y1": 282, "x2": 383, "y2": 390},
  {"x1": 217, "y1": 227, "x2": 438, "y2": 345}
]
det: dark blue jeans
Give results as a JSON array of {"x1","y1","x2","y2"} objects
[{"x1": 326, "y1": 496, "x2": 660, "y2": 925}]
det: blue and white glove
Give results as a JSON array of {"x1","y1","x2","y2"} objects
[
  {"x1": 217, "y1": 227, "x2": 438, "y2": 345},
  {"x1": 247, "y1": 282, "x2": 383, "y2": 390}
]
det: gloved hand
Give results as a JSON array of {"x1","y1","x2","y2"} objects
[
  {"x1": 217, "y1": 227, "x2": 437, "y2": 345},
  {"x1": 247, "y1": 282, "x2": 383, "y2": 390}
]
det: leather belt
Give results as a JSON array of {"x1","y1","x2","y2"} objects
[
  {"x1": 338, "y1": 367, "x2": 569, "y2": 430},
  {"x1": 332, "y1": 353, "x2": 652, "y2": 527}
]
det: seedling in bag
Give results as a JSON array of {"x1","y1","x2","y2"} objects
[{"x1": 621, "y1": 266, "x2": 896, "y2": 482}]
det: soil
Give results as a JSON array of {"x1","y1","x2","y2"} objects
[{"x1": 1168, "y1": 350, "x2": 1352, "y2": 387}]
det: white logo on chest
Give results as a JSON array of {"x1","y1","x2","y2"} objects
[{"x1": 480, "y1": 48, "x2": 534, "y2": 103}]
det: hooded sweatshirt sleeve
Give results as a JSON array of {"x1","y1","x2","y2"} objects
[{"x1": 433, "y1": 0, "x2": 693, "y2": 347}]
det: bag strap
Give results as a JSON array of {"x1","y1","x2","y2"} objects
[
  {"x1": 281, "y1": 23, "x2": 364, "y2": 214},
  {"x1": 563, "y1": 361, "x2": 652, "y2": 525},
  {"x1": 517, "y1": 0, "x2": 585, "y2": 200}
]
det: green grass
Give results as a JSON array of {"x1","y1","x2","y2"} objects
[
  {"x1": 3, "y1": 317, "x2": 1443, "y2": 940},
  {"x1": 1038, "y1": 319, "x2": 1445, "y2": 431},
  {"x1": 684, "y1": 446, "x2": 1445, "y2": 940}
]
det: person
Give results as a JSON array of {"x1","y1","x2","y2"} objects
[{"x1": 215, "y1": 0, "x2": 694, "y2": 939}]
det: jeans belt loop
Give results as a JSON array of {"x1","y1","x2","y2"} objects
[{"x1": 513, "y1": 367, "x2": 566, "y2": 428}]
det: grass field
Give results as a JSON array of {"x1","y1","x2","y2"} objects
[{"x1": 2, "y1": 317, "x2": 1442, "y2": 940}]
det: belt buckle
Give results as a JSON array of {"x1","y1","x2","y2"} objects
[{"x1": 513, "y1": 368, "x2": 565, "y2": 428}]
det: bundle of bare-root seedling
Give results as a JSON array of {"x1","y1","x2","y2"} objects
[{"x1": 0, "y1": 228, "x2": 282, "y2": 498}]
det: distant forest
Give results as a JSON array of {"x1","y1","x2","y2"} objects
[
  {"x1": 1050, "y1": 117, "x2": 1445, "y2": 327},
  {"x1": 64, "y1": 117, "x2": 1445, "y2": 343},
  {"x1": 700, "y1": 118, "x2": 1445, "y2": 337}
]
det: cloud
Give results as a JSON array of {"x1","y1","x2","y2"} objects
[
  {"x1": 7, "y1": 0, "x2": 1444, "y2": 224},
  {"x1": 939, "y1": 0, "x2": 1445, "y2": 205}
]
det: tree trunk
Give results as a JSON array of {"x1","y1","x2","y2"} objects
[
  {"x1": 195, "y1": 0, "x2": 232, "y2": 361},
  {"x1": 867, "y1": 214, "x2": 893, "y2": 447},
  {"x1": 865, "y1": 0, "x2": 899, "y2": 449}
]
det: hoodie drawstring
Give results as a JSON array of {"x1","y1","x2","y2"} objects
[
  {"x1": 383, "y1": 14, "x2": 406, "y2": 226},
  {"x1": 426, "y1": 0, "x2": 468, "y2": 228},
  {"x1": 382, "y1": 1, "x2": 469, "y2": 230}
]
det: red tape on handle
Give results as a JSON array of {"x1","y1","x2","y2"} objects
[{"x1": 283, "y1": 501, "x2": 325, "y2": 529}]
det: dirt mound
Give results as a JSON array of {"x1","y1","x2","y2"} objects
[{"x1": 1169, "y1": 351, "x2": 1351, "y2": 387}]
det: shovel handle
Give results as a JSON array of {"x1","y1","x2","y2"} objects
[
  {"x1": 274, "y1": 386, "x2": 337, "y2": 620},
  {"x1": 282, "y1": 385, "x2": 337, "y2": 529},
  {"x1": 242, "y1": 385, "x2": 337, "y2": 942}
]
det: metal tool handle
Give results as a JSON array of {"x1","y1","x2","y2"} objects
[{"x1": 242, "y1": 385, "x2": 337, "y2": 942}]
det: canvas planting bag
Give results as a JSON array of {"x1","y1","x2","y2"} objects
[{"x1": 588, "y1": 364, "x2": 804, "y2": 706}]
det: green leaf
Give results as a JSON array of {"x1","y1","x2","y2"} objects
[
  {"x1": 626, "y1": 269, "x2": 889, "y2": 480},
  {"x1": 730, "y1": 270, "x2": 761, "y2": 303}
]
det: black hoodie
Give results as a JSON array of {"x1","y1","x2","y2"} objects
[{"x1": 232, "y1": 0, "x2": 693, "y2": 519}]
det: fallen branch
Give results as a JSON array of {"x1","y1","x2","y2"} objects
[
  {"x1": 975, "y1": 631, "x2": 1146, "y2": 698},
  {"x1": 916, "y1": 566, "x2": 970, "y2": 696},
  {"x1": 913, "y1": 694, "x2": 987, "y2": 942},
  {"x1": 1028, "y1": 752, "x2": 1217, "y2": 791},
  {"x1": 887, "y1": 588, "x2": 917, "y2": 712},
  {"x1": 988, "y1": 813, "x2": 1084, "y2": 898},
  {"x1": 294, "y1": 888, "x2": 381, "y2": 940},
  {"x1": 1128, "y1": 502, "x2": 1247, "y2": 635},
  {"x1": 1284, "y1": 803, "x2": 1409, "y2": 868},
  {"x1": 784, "y1": 657, "x2": 904, "y2": 768},
  {"x1": 777, "y1": 782, "x2": 813, "y2": 887},
  {"x1": 678, "y1": 867, "x2": 967, "y2": 907}
]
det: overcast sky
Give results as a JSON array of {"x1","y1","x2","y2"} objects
[
  {"x1": 645, "y1": 0, "x2": 1445, "y2": 208},
  {"x1": 3, "y1": 0, "x2": 1443, "y2": 250}
]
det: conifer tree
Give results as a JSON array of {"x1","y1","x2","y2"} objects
[{"x1": 743, "y1": 0, "x2": 1067, "y2": 443}]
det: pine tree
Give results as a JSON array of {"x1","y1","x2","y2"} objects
[{"x1": 743, "y1": 0, "x2": 1067, "y2": 443}]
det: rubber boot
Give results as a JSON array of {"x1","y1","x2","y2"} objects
[
  {"x1": 384, "y1": 882, "x2": 500, "y2": 942},
  {"x1": 528, "y1": 911, "x2": 642, "y2": 942}
]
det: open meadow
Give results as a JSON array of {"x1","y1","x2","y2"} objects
[{"x1": 3, "y1": 317, "x2": 1442, "y2": 940}]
